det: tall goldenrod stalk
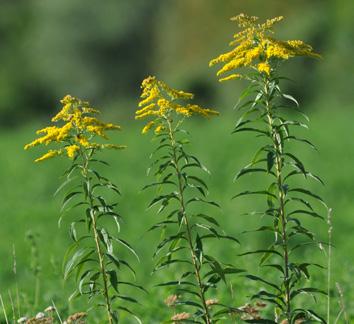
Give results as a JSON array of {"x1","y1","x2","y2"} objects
[
  {"x1": 210, "y1": 14, "x2": 327, "y2": 322},
  {"x1": 136, "y1": 76, "x2": 240, "y2": 323},
  {"x1": 25, "y1": 95, "x2": 142, "y2": 323},
  {"x1": 263, "y1": 76, "x2": 291, "y2": 317},
  {"x1": 165, "y1": 118, "x2": 212, "y2": 324},
  {"x1": 80, "y1": 148, "x2": 113, "y2": 324}
]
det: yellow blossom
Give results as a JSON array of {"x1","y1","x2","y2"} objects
[
  {"x1": 142, "y1": 121, "x2": 155, "y2": 134},
  {"x1": 25, "y1": 95, "x2": 124, "y2": 162},
  {"x1": 136, "y1": 76, "x2": 219, "y2": 134},
  {"x1": 66, "y1": 145, "x2": 80, "y2": 159},
  {"x1": 210, "y1": 13, "x2": 320, "y2": 81},
  {"x1": 35, "y1": 150, "x2": 62, "y2": 163},
  {"x1": 257, "y1": 62, "x2": 271, "y2": 75},
  {"x1": 100, "y1": 144, "x2": 127, "y2": 150},
  {"x1": 219, "y1": 74, "x2": 243, "y2": 82},
  {"x1": 154, "y1": 125, "x2": 164, "y2": 134},
  {"x1": 76, "y1": 135, "x2": 90, "y2": 147}
]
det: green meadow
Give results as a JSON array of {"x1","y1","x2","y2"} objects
[{"x1": 1, "y1": 104, "x2": 353, "y2": 322}]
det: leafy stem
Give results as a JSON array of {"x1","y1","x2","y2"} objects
[
  {"x1": 81, "y1": 148, "x2": 114, "y2": 324},
  {"x1": 263, "y1": 77, "x2": 291, "y2": 319},
  {"x1": 166, "y1": 117, "x2": 212, "y2": 324}
]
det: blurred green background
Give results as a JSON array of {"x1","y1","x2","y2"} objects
[{"x1": 0, "y1": 0, "x2": 353, "y2": 322}]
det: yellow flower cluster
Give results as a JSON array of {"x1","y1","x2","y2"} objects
[
  {"x1": 209, "y1": 13, "x2": 321, "y2": 81},
  {"x1": 25, "y1": 95, "x2": 125, "y2": 162},
  {"x1": 136, "y1": 76, "x2": 219, "y2": 134}
]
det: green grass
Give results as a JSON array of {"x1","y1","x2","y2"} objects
[{"x1": 0, "y1": 105, "x2": 353, "y2": 322}]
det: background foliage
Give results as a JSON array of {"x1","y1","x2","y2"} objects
[{"x1": 0, "y1": 0, "x2": 353, "y2": 322}]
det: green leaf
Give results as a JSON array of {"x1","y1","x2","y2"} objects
[
  {"x1": 282, "y1": 93, "x2": 299, "y2": 106},
  {"x1": 64, "y1": 248, "x2": 89, "y2": 280},
  {"x1": 206, "y1": 256, "x2": 226, "y2": 284},
  {"x1": 288, "y1": 209, "x2": 324, "y2": 220},
  {"x1": 115, "y1": 306, "x2": 142, "y2": 324},
  {"x1": 234, "y1": 168, "x2": 270, "y2": 181},
  {"x1": 114, "y1": 294, "x2": 139, "y2": 304},
  {"x1": 154, "y1": 233, "x2": 185, "y2": 257},
  {"x1": 267, "y1": 182, "x2": 278, "y2": 208},
  {"x1": 175, "y1": 300, "x2": 203, "y2": 310},
  {"x1": 186, "y1": 198, "x2": 220, "y2": 208},
  {"x1": 147, "y1": 220, "x2": 177, "y2": 232},
  {"x1": 61, "y1": 191, "x2": 82, "y2": 212},
  {"x1": 148, "y1": 193, "x2": 178, "y2": 209},
  {"x1": 187, "y1": 175, "x2": 208, "y2": 189},
  {"x1": 289, "y1": 188, "x2": 326, "y2": 206},
  {"x1": 54, "y1": 176, "x2": 77, "y2": 197},
  {"x1": 118, "y1": 281, "x2": 148, "y2": 293},
  {"x1": 290, "y1": 287, "x2": 327, "y2": 300},
  {"x1": 239, "y1": 249, "x2": 282, "y2": 258},
  {"x1": 195, "y1": 214, "x2": 219, "y2": 227},
  {"x1": 201, "y1": 233, "x2": 240, "y2": 245},
  {"x1": 113, "y1": 238, "x2": 140, "y2": 262},
  {"x1": 285, "y1": 197, "x2": 314, "y2": 211},
  {"x1": 293, "y1": 308, "x2": 326, "y2": 323},
  {"x1": 155, "y1": 280, "x2": 196, "y2": 287},
  {"x1": 232, "y1": 127, "x2": 268, "y2": 136},
  {"x1": 195, "y1": 234, "x2": 203, "y2": 264},
  {"x1": 233, "y1": 190, "x2": 277, "y2": 200},
  {"x1": 242, "y1": 226, "x2": 274, "y2": 234},
  {"x1": 284, "y1": 170, "x2": 325, "y2": 185},
  {"x1": 285, "y1": 152, "x2": 307, "y2": 176},
  {"x1": 107, "y1": 270, "x2": 119, "y2": 293},
  {"x1": 245, "y1": 275, "x2": 281, "y2": 291},
  {"x1": 284, "y1": 135, "x2": 316, "y2": 150},
  {"x1": 154, "y1": 258, "x2": 191, "y2": 272},
  {"x1": 267, "y1": 151, "x2": 275, "y2": 173}
]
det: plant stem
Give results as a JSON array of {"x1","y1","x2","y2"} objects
[
  {"x1": 264, "y1": 78, "x2": 291, "y2": 320},
  {"x1": 34, "y1": 276, "x2": 40, "y2": 310},
  {"x1": 327, "y1": 208, "x2": 332, "y2": 324},
  {"x1": 82, "y1": 151, "x2": 114, "y2": 324},
  {"x1": 0, "y1": 294, "x2": 9, "y2": 324},
  {"x1": 166, "y1": 119, "x2": 212, "y2": 324}
]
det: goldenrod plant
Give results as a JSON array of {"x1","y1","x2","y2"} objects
[
  {"x1": 136, "y1": 76, "x2": 242, "y2": 323},
  {"x1": 25, "y1": 95, "x2": 142, "y2": 323},
  {"x1": 210, "y1": 14, "x2": 327, "y2": 323}
]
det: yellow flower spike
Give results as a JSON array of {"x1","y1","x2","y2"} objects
[
  {"x1": 136, "y1": 103, "x2": 156, "y2": 116},
  {"x1": 100, "y1": 144, "x2": 127, "y2": 150},
  {"x1": 142, "y1": 121, "x2": 155, "y2": 134},
  {"x1": 136, "y1": 76, "x2": 219, "y2": 134},
  {"x1": 57, "y1": 123, "x2": 72, "y2": 141},
  {"x1": 66, "y1": 145, "x2": 80, "y2": 159},
  {"x1": 76, "y1": 135, "x2": 90, "y2": 147},
  {"x1": 257, "y1": 62, "x2": 271, "y2": 75},
  {"x1": 34, "y1": 150, "x2": 62, "y2": 163},
  {"x1": 219, "y1": 74, "x2": 243, "y2": 82},
  {"x1": 25, "y1": 95, "x2": 124, "y2": 162},
  {"x1": 210, "y1": 13, "x2": 320, "y2": 81},
  {"x1": 154, "y1": 125, "x2": 164, "y2": 134}
]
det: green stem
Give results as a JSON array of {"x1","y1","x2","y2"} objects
[
  {"x1": 327, "y1": 208, "x2": 332, "y2": 324},
  {"x1": 81, "y1": 150, "x2": 114, "y2": 324},
  {"x1": 264, "y1": 78, "x2": 291, "y2": 320},
  {"x1": 166, "y1": 118, "x2": 212, "y2": 324},
  {"x1": 34, "y1": 276, "x2": 40, "y2": 309}
]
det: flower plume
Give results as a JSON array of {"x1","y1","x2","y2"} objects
[
  {"x1": 136, "y1": 76, "x2": 218, "y2": 134},
  {"x1": 25, "y1": 95, "x2": 125, "y2": 162},
  {"x1": 210, "y1": 13, "x2": 320, "y2": 81}
]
